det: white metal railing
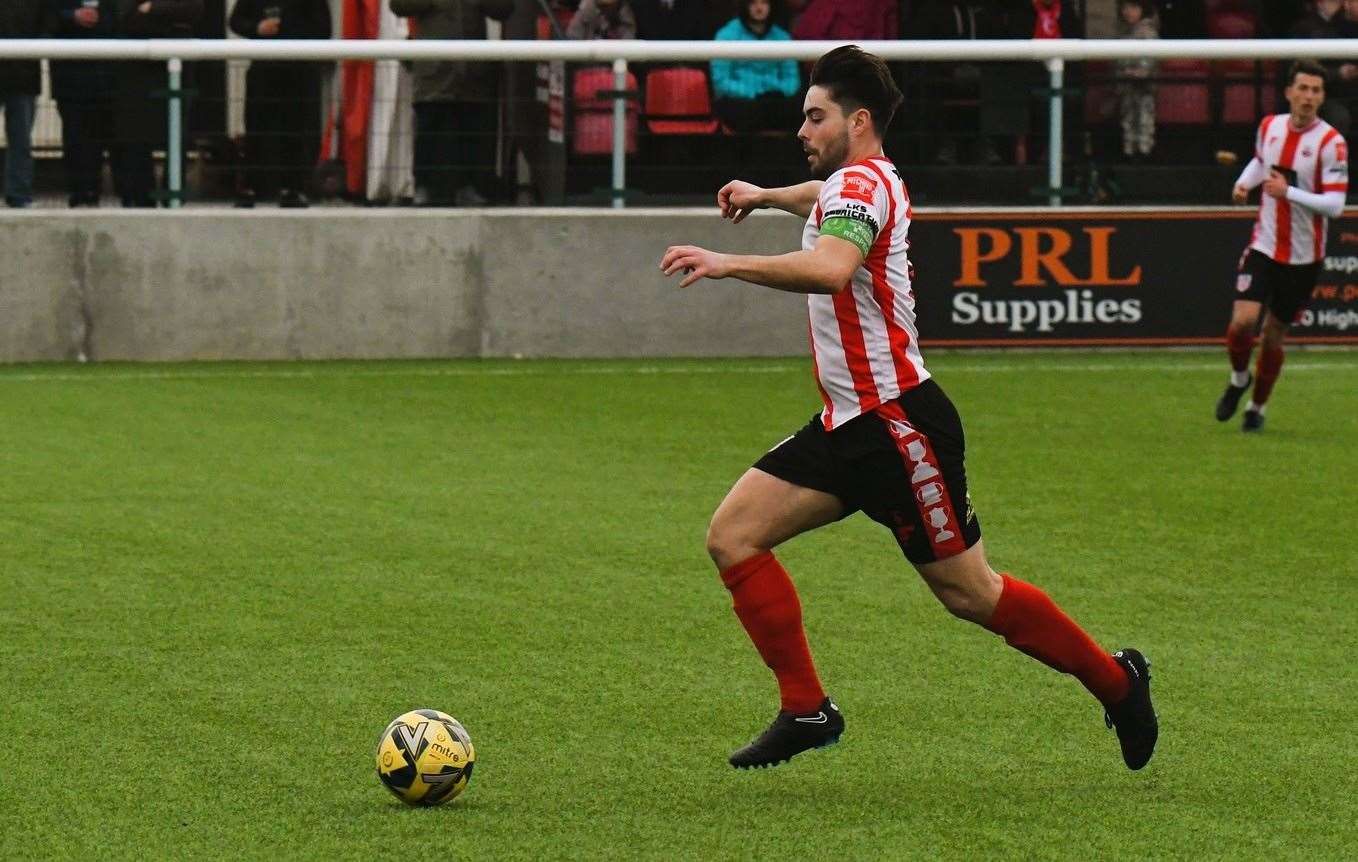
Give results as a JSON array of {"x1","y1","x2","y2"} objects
[
  {"x1": 7, "y1": 39, "x2": 1358, "y2": 208},
  {"x1": 5, "y1": 38, "x2": 1358, "y2": 62}
]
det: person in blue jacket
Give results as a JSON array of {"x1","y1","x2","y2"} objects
[{"x1": 711, "y1": 0, "x2": 800, "y2": 135}]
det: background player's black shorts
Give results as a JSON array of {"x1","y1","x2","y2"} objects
[
  {"x1": 753, "y1": 379, "x2": 982, "y2": 566},
  {"x1": 1236, "y1": 248, "x2": 1321, "y2": 324}
]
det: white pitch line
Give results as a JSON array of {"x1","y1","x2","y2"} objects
[{"x1": 0, "y1": 359, "x2": 1355, "y2": 384}]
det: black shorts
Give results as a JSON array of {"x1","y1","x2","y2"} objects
[
  {"x1": 753, "y1": 379, "x2": 982, "y2": 566},
  {"x1": 1235, "y1": 248, "x2": 1321, "y2": 324}
]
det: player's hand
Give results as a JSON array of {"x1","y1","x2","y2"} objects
[
  {"x1": 1231, "y1": 184, "x2": 1249, "y2": 205},
  {"x1": 1263, "y1": 170, "x2": 1289, "y2": 200},
  {"x1": 717, "y1": 180, "x2": 765, "y2": 224},
  {"x1": 660, "y1": 245, "x2": 732, "y2": 288},
  {"x1": 74, "y1": 7, "x2": 100, "y2": 26},
  {"x1": 258, "y1": 17, "x2": 281, "y2": 36}
]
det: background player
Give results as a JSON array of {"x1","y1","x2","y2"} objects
[
  {"x1": 660, "y1": 46, "x2": 1157, "y2": 772},
  {"x1": 1219, "y1": 60, "x2": 1348, "y2": 432}
]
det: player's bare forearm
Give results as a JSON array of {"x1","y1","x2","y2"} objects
[
  {"x1": 662, "y1": 236, "x2": 860, "y2": 292},
  {"x1": 722, "y1": 251, "x2": 847, "y2": 294},
  {"x1": 762, "y1": 182, "x2": 824, "y2": 219}
]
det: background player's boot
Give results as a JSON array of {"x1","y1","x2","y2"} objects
[
  {"x1": 1104, "y1": 649, "x2": 1157, "y2": 770},
  {"x1": 1215, "y1": 375, "x2": 1252, "y2": 421},
  {"x1": 1242, "y1": 408, "x2": 1265, "y2": 432},
  {"x1": 729, "y1": 697, "x2": 844, "y2": 769}
]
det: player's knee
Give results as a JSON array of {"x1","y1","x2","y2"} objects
[
  {"x1": 935, "y1": 583, "x2": 991, "y2": 623},
  {"x1": 705, "y1": 516, "x2": 757, "y2": 571},
  {"x1": 1260, "y1": 320, "x2": 1287, "y2": 349}
]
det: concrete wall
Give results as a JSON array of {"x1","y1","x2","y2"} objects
[{"x1": 0, "y1": 210, "x2": 810, "y2": 362}]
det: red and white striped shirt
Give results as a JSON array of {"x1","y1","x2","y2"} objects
[
  {"x1": 804, "y1": 156, "x2": 928, "y2": 430},
  {"x1": 1248, "y1": 114, "x2": 1348, "y2": 265}
]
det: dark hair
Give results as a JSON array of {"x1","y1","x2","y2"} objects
[
  {"x1": 737, "y1": 0, "x2": 783, "y2": 32},
  {"x1": 808, "y1": 46, "x2": 904, "y2": 135},
  {"x1": 1288, "y1": 59, "x2": 1328, "y2": 87}
]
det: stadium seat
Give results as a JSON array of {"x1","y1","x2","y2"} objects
[
  {"x1": 572, "y1": 66, "x2": 639, "y2": 157},
  {"x1": 1207, "y1": 10, "x2": 1257, "y2": 39},
  {"x1": 536, "y1": 9, "x2": 574, "y2": 39},
  {"x1": 1156, "y1": 59, "x2": 1210, "y2": 126},
  {"x1": 573, "y1": 111, "x2": 639, "y2": 156},
  {"x1": 1219, "y1": 60, "x2": 1275, "y2": 125},
  {"x1": 644, "y1": 67, "x2": 719, "y2": 135}
]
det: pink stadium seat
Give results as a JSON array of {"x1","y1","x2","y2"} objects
[
  {"x1": 644, "y1": 67, "x2": 719, "y2": 135},
  {"x1": 571, "y1": 66, "x2": 639, "y2": 157},
  {"x1": 1156, "y1": 59, "x2": 1210, "y2": 126}
]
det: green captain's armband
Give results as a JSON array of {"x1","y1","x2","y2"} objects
[{"x1": 820, "y1": 216, "x2": 875, "y2": 258}]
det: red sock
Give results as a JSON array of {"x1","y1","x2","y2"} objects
[
  {"x1": 1252, "y1": 345, "x2": 1284, "y2": 406},
  {"x1": 984, "y1": 574, "x2": 1130, "y2": 707},
  {"x1": 720, "y1": 552, "x2": 825, "y2": 713},
  {"x1": 1226, "y1": 324, "x2": 1254, "y2": 373}
]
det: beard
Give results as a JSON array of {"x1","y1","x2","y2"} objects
[{"x1": 806, "y1": 131, "x2": 851, "y2": 180}]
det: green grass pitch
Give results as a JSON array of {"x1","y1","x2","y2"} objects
[{"x1": 3, "y1": 352, "x2": 1356, "y2": 860}]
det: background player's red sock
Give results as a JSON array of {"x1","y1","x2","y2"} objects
[
  {"x1": 983, "y1": 574, "x2": 1130, "y2": 707},
  {"x1": 1251, "y1": 345, "x2": 1284, "y2": 407},
  {"x1": 720, "y1": 551, "x2": 825, "y2": 713},
  {"x1": 1226, "y1": 324, "x2": 1254, "y2": 376}
]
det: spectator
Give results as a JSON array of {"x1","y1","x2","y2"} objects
[
  {"x1": 229, "y1": 0, "x2": 333, "y2": 208},
  {"x1": 0, "y1": 1, "x2": 44, "y2": 208},
  {"x1": 791, "y1": 0, "x2": 897, "y2": 40},
  {"x1": 1325, "y1": 0, "x2": 1358, "y2": 137},
  {"x1": 905, "y1": 0, "x2": 986, "y2": 164},
  {"x1": 633, "y1": 0, "x2": 707, "y2": 39},
  {"x1": 983, "y1": 0, "x2": 1082, "y2": 164},
  {"x1": 711, "y1": 0, "x2": 799, "y2": 135},
  {"x1": 1291, "y1": 0, "x2": 1342, "y2": 37},
  {"x1": 113, "y1": 0, "x2": 204, "y2": 207},
  {"x1": 1010, "y1": 0, "x2": 1080, "y2": 38},
  {"x1": 49, "y1": 0, "x2": 118, "y2": 207},
  {"x1": 567, "y1": 0, "x2": 638, "y2": 39},
  {"x1": 392, "y1": 0, "x2": 515, "y2": 207},
  {"x1": 1114, "y1": 0, "x2": 1157, "y2": 162}
]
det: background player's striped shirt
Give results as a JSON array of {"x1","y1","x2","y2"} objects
[
  {"x1": 1249, "y1": 114, "x2": 1348, "y2": 265},
  {"x1": 803, "y1": 156, "x2": 927, "y2": 430}
]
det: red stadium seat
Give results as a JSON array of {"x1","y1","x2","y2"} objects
[
  {"x1": 571, "y1": 67, "x2": 639, "y2": 157},
  {"x1": 536, "y1": 9, "x2": 574, "y2": 39},
  {"x1": 1156, "y1": 59, "x2": 1210, "y2": 126},
  {"x1": 574, "y1": 66, "x2": 637, "y2": 111},
  {"x1": 1219, "y1": 59, "x2": 1276, "y2": 125},
  {"x1": 573, "y1": 110, "x2": 639, "y2": 156},
  {"x1": 1207, "y1": 10, "x2": 1257, "y2": 39},
  {"x1": 644, "y1": 67, "x2": 719, "y2": 135}
]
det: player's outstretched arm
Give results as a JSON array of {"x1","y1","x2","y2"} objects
[
  {"x1": 718, "y1": 180, "x2": 824, "y2": 222},
  {"x1": 661, "y1": 235, "x2": 862, "y2": 294}
]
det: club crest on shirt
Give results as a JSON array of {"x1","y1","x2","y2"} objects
[
  {"x1": 841, "y1": 173, "x2": 878, "y2": 205},
  {"x1": 1302, "y1": 148, "x2": 1314, "y2": 158}
]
